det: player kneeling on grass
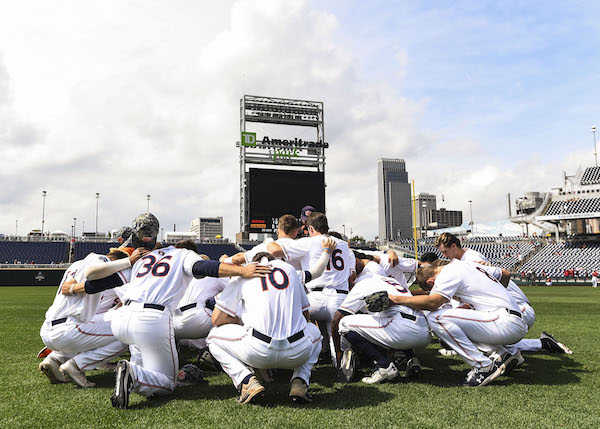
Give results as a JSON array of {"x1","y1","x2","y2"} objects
[
  {"x1": 331, "y1": 258, "x2": 430, "y2": 384},
  {"x1": 405, "y1": 260, "x2": 528, "y2": 387},
  {"x1": 207, "y1": 242, "x2": 335, "y2": 405}
]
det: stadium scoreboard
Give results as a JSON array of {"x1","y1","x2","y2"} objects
[{"x1": 248, "y1": 168, "x2": 325, "y2": 232}]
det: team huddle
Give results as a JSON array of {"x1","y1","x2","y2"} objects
[{"x1": 37, "y1": 211, "x2": 572, "y2": 408}]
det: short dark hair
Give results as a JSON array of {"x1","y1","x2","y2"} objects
[
  {"x1": 420, "y1": 252, "x2": 439, "y2": 263},
  {"x1": 252, "y1": 252, "x2": 275, "y2": 263},
  {"x1": 328, "y1": 231, "x2": 343, "y2": 240},
  {"x1": 175, "y1": 240, "x2": 199, "y2": 254},
  {"x1": 278, "y1": 214, "x2": 299, "y2": 235},
  {"x1": 435, "y1": 233, "x2": 461, "y2": 249},
  {"x1": 306, "y1": 212, "x2": 329, "y2": 234},
  {"x1": 416, "y1": 261, "x2": 450, "y2": 290}
]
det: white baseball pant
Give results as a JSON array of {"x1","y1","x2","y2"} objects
[
  {"x1": 504, "y1": 303, "x2": 536, "y2": 355},
  {"x1": 207, "y1": 323, "x2": 322, "y2": 388},
  {"x1": 173, "y1": 305, "x2": 213, "y2": 340},
  {"x1": 338, "y1": 312, "x2": 431, "y2": 350},
  {"x1": 110, "y1": 303, "x2": 178, "y2": 397},
  {"x1": 40, "y1": 313, "x2": 127, "y2": 370},
  {"x1": 308, "y1": 288, "x2": 347, "y2": 362},
  {"x1": 427, "y1": 307, "x2": 527, "y2": 368}
]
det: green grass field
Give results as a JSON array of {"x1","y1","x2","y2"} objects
[{"x1": 1, "y1": 286, "x2": 598, "y2": 429}]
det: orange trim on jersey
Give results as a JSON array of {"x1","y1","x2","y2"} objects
[
  {"x1": 207, "y1": 335, "x2": 245, "y2": 342},
  {"x1": 215, "y1": 302, "x2": 237, "y2": 317},
  {"x1": 311, "y1": 335, "x2": 323, "y2": 344},
  {"x1": 347, "y1": 318, "x2": 393, "y2": 329},
  {"x1": 137, "y1": 380, "x2": 173, "y2": 392},
  {"x1": 76, "y1": 325, "x2": 113, "y2": 337},
  {"x1": 434, "y1": 314, "x2": 486, "y2": 367}
]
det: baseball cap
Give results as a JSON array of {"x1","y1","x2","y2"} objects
[
  {"x1": 122, "y1": 213, "x2": 160, "y2": 249},
  {"x1": 300, "y1": 205, "x2": 316, "y2": 221}
]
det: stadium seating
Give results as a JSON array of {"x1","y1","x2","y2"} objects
[
  {"x1": 518, "y1": 241, "x2": 600, "y2": 277},
  {"x1": 73, "y1": 242, "x2": 120, "y2": 260},
  {"x1": 0, "y1": 241, "x2": 69, "y2": 264},
  {"x1": 545, "y1": 198, "x2": 600, "y2": 216},
  {"x1": 196, "y1": 244, "x2": 240, "y2": 260},
  {"x1": 580, "y1": 166, "x2": 600, "y2": 185}
]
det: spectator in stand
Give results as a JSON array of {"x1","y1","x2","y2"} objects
[
  {"x1": 592, "y1": 271, "x2": 598, "y2": 288},
  {"x1": 298, "y1": 205, "x2": 316, "y2": 238}
]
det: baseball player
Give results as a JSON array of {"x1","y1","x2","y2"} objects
[
  {"x1": 39, "y1": 247, "x2": 146, "y2": 387},
  {"x1": 592, "y1": 271, "x2": 598, "y2": 288},
  {"x1": 403, "y1": 260, "x2": 527, "y2": 387},
  {"x1": 435, "y1": 232, "x2": 572, "y2": 370},
  {"x1": 331, "y1": 261, "x2": 430, "y2": 384},
  {"x1": 79, "y1": 213, "x2": 272, "y2": 408},
  {"x1": 267, "y1": 212, "x2": 356, "y2": 364},
  {"x1": 207, "y1": 250, "x2": 332, "y2": 404},
  {"x1": 361, "y1": 249, "x2": 419, "y2": 288}
]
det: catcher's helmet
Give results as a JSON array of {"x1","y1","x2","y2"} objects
[
  {"x1": 115, "y1": 226, "x2": 133, "y2": 245},
  {"x1": 122, "y1": 213, "x2": 159, "y2": 249}
]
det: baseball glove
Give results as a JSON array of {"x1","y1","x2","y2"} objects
[
  {"x1": 176, "y1": 364, "x2": 204, "y2": 385},
  {"x1": 363, "y1": 290, "x2": 391, "y2": 312}
]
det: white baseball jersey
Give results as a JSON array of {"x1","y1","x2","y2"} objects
[
  {"x1": 177, "y1": 276, "x2": 229, "y2": 307},
  {"x1": 244, "y1": 237, "x2": 302, "y2": 270},
  {"x1": 339, "y1": 274, "x2": 419, "y2": 318},
  {"x1": 431, "y1": 260, "x2": 520, "y2": 312},
  {"x1": 45, "y1": 253, "x2": 128, "y2": 323},
  {"x1": 215, "y1": 260, "x2": 309, "y2": 340},
  {"x1": 119, "y1": 246, "x2": 203, "y2": 311},
  {"x1": 362, "y1": 250, "x2": 417, "y2": 287},
  {"x1": 358, "y1": 260, "x2": 389, "y2": 280},
  {"x1": 279, "y1": 235, "x2": 356, "y2": 291},
  {"x1": 460, "y1": 248, "x2": 529, "y2": 305}
]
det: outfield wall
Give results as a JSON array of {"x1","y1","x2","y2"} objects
[{"x1": 0, "y1": 268, "x2": 66, "y2": 286}]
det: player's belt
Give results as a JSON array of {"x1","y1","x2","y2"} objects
[
  {"x1": 124, "y1": 301, "x2": 165, "y2": 311},
  {"x1": 311, "y1": 287, "x2": 349, "y2": 294},
  {"x1": 179, "y1": 303, "x2": 197, "y2": 312},
  {"x1": 400, "y1": 312, "x2": 417, "y2": 322},
  {"x1": 506, "y1": 309, "x2": 522, "y2": 318},
  {"x1": 252, "y1": 328, "x2": 305, "y2": 344},
  {"x1": 51, "y1": 317, "x2": 68, "y2": 326}
]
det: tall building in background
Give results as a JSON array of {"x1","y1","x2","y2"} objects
[
  {"x1": 378, "y1": 159, "x2": 412, "y2": 243},
  {"x1": 190, "y1": 217, "x2": 223, "y2": 240}
]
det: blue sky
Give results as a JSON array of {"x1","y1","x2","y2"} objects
[{"x1": 0, "y1": 0, "x2": 598, "y2": 239}]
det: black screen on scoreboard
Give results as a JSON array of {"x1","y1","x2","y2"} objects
[{"x1": 248, "y1": 168, "x2": 325, "y2": 232}]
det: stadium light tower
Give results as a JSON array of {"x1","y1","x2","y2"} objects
[
  {"x1": 147, "y1": 194, "x2": 151, "y2": 212},
  {"x1": 73, "y1": 218, "x2": 77, "y2": 238},
  {"x1": 41, "y1": 190, "x2": 47, "y2": 235},
  {"x1": 592, "y1": 126, "x2": 597, "y2": 167},
  {"x1": 421, "y1": 201, "x2": 427, "y2": 238},
  {"x1": 468, "y1": 200, "x2": 473, "y2": 237},
  {"x1": 95, "y1": 193, "x2": 100, "y2": 237}
]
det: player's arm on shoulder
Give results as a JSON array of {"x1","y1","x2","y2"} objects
[
  {"x1": 61, "y1": 279, "x2": 85, "y2": 296},
  {"x1": 84, "y1": 248, "x2": 148, "y2": 280},
  {"x1": 331, "y1": 310, "x2": 350, "y2": 366},
  {"x1": 266, "y1": 241, "x2": 284, "y2": 258},
  {"x1": 387, "y1": 250, "x2": 399, "y2": 267},
  {"x1": 499, "y1": 268, "x2": 511, "y2": 287},
  {"x1": 211, "y1": 307, "x2": 240, "y2": 326},
  {"x1": 389, "y1": 292, "x2": 447, "y2": 311}
]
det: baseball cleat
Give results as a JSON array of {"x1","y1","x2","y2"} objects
[
  {"x1": 461, "y1": 362, "x2": 502, "y2": 387},
  {"x1": 289, "y1": 378, "x2": 313, "y2": 403},
  {"x1": 496, "y1": 352, "x2": 520, "y2": 376},
  {"x1": 438, "y1": 348, "x2": 457, "y2": 357},
  {"x1": 59, "y1": 359, "x2": 96, "y2": 388},
  {"x1": 514, "y1": 351, "x2": 526, "y2": 369},
  {"x1": 237, "y1": 376, "x2": 265, "y2": 405},
  {"x1": 540, "y1": 332, "x2": 573, "y2": 354},
  {"x1": 361, "y1": 362, "x2": 399, "y2": 384},
  {"x1": 197, "y1": 348, "x2": 222, "y2": 371},
  {"x1": 111, "y1": 360, "x2": 134, "y2": 409},
  {"x1": 39, "y1": 355, "x2": 69, "y2": 384},
  {"x1": 338, "y1": 348, "x2": 357, "y2": 383},
  {"x1": 403, "y1": 357, "x2": 422, "y2": 379}
]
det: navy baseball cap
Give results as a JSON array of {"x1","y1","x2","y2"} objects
[{"x1": 301, "y1": 205, "x2": 316, "y2": 221}]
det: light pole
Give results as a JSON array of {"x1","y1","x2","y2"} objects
[
  {"x1": 468, "y1": 200, "x2": 473, "y2": 237},
  {"x1": 147, "y1": 194, "x2": 151, "y2": 212},
  {"x1": 593, "y1": 126, "x2": 598, "y2": 167},
  {"x1": 15, "y1": 219, "x2": 18, "y2": 236},
  {"x1": 421, "y1": 202, "x2": 427, "y2": 239},
  {"x1": 73, "y1": 218, "x2": 77, "y2": 239},
  {"x1": 95, "y1": 193, "x2": 100, "y2": 237},
  {"x1": 342, "y1": 224, "x2": 346, "y2": 238},
  {"x1": 41, "y1": 190, "x2": 47, "y2": 235}
]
